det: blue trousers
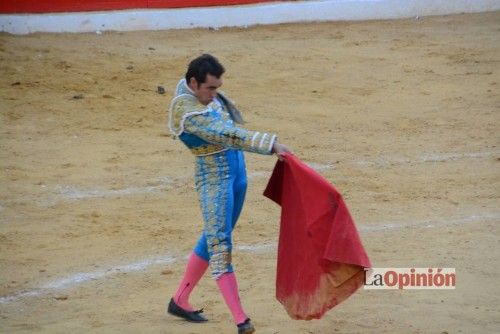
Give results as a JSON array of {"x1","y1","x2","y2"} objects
[{"x1": 193, "y1": 149, "x2": 248, "y2": 279}]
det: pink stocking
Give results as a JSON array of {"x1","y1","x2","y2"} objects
[
  {"x1": 216, "y1": 272, "x2": 248, "y2": 325},
  {"x1": 173, "y1": 252, "x2": 209, "y2": 311}
]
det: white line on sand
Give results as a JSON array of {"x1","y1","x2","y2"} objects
[
  {"x1": 1, "y1": 212, "x2": 497, "y2": 305},
  {"x1": 56, "y1": 184, "x2": 166, "y2": 200},
  {"x1": 44, "y1": 162, "x2": 317, "y2": 203},
  {"x1": 0, "y1": 255, "x2": 176, "y2": 304},
  {"x1": 6, "y1": 150, "x2": 492, "y2": 206},
  {"x1": 358, "y1": 213, "x2": 500, "y2": 232},
  {"x1": 236, "y1": 243, "x2": 276, "y2": 253},
  {"x1": 56, "y1": 176, "x2": 177, "y2": 200},
  {"x1": 54, "y1": 150, "x2": 497, "y2": 200},
  {"x1": 355, "y1": 150, "x2": 499, "y2": 167}
]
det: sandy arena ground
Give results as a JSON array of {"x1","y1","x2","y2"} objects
[{"x1": 0, "y1": 10, "x2": 499, "y2": 334}]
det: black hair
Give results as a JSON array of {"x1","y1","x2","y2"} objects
[{"x1": 185, "y1": 54, "x2": 225, "y2": 86}]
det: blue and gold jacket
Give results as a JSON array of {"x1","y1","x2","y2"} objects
[{"x1": 168, "y1": 79, "x2": 277, "y2": 156}]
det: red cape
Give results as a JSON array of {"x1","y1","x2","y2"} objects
[{"x1": 264, "y1": 154, "x2": 371, "y2": 320}]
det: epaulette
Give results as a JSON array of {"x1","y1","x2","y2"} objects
[{"x1": 168, "y1": 94, "x2": 209, "y2": 137}]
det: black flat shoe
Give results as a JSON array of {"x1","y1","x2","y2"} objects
[
  {"x1": 237, "y1": 318, "x2": 255, "y2": 334},
  {"x1": 167, "y1": 298, "x2": 208, "y2": 323}
]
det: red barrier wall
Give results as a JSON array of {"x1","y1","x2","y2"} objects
[{"x1": 0, "y1": 0, "x2": 277, "y2": 14}]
